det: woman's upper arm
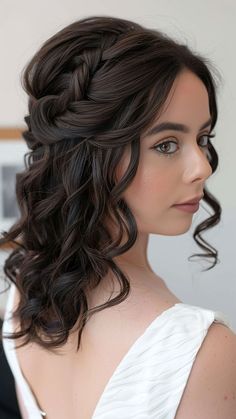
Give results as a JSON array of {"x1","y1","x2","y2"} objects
[{"x1": 175, "y1": 322, "x2": 236, "y2": 419}]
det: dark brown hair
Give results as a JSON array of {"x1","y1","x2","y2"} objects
[{"x1": 0, "y1": 15, "x2": 221, "y2": 350}]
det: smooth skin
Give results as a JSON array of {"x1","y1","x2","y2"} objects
[{"x1": 113, "y1": 67, "x2": 213, "y2": 270}]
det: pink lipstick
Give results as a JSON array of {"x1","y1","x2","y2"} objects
[{"x1": 172, "y1": 202, "x2": 200, "y2": 213}]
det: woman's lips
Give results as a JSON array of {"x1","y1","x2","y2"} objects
[{"x1": 172, "y1": 202, "x2": 200, "y2": 213}]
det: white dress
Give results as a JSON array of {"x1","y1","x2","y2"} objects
[{"x1": 2, "y1": 283, "x2": 233, "y2": 419}]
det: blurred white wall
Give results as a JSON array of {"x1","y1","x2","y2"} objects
[{"x1": 0, "y1": 0, "x2": 235, "y2": 329}]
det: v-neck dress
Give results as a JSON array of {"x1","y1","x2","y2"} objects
[{"x1": 2, "y1": 283, "x2": 233, "y2": 419}]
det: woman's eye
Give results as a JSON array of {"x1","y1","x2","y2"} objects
[
  {"x1": 153, "y1": 140, "x2": 178, "y2": 156},
  {"x1": 153, "y1": 134, "x2": 215, "y2": 157},
  {"x1": 199, "y1": 134, "x2": 215, "y2": 147}
]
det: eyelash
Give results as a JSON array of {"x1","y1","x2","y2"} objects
[{"x1": 153, "y1": 134, "x2": 216, "y2": 158}]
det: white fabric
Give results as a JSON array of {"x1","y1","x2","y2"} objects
[{"x1": 2, "y1": 283, "x2": 233, "y2": 419}]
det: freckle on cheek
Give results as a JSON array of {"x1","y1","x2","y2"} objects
[{"x1": 223, "y1": 392, "x2": 236, "y2": 401}]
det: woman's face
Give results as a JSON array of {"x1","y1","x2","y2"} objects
[{"x1": 115, "y1": 69, "x2": 213, "y2": 236}]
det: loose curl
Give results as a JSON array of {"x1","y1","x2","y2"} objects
[{"x1": 0, "y1": 15, "x2": 221, "y2": 350}]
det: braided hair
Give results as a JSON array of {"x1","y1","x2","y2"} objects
[{"x1": 0, "y1": 15, "x2": 221, "y2": 350}]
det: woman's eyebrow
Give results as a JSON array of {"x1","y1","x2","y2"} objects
[{"x1": 143, "y1": 117, "x2": 212, "y2": 138}]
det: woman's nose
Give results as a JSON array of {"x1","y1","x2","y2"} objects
[{"x1": 182, "y1": 145, "x2": 213, "y2": 184}]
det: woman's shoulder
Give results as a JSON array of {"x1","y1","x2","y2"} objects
[{"x1": 175, "y1": 320, "x2": 236, "y2": 419}]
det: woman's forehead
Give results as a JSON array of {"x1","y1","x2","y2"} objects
[{"x1": 143, "y1": 71, "x2": 211, "y2": 137}]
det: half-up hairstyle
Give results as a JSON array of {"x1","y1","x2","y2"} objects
[{"x1": 0, "y1": 15, "x2": 221, "y2": 350}]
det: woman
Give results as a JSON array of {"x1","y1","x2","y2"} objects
[{"x1": 1, "y1": 15, "x2": 236, "y2": 419}]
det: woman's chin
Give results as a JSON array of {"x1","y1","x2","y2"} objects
[{"x1": 152, "y1": 221, "x2": 193, "y2": 236}]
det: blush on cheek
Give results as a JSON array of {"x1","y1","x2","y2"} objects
[{"x1": 133, "y1": 170, "x2": 164, "y2": 196}]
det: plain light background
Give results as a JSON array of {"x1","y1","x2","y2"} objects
[{"x1": 0, "y1": 0, "x2": 235, "y2": 329}]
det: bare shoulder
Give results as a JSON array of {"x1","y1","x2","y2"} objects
[{"x1": 175, "y1": 321, "x2": 236, "y2": 419}]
